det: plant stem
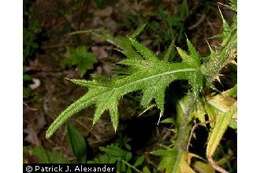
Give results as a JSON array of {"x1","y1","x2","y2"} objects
[
  {"x1": 121, "y1": 160, "x2": 142, "y2": 173},
  {"x1": 175, "y1": 95, "x2": 195, "y2": 151}
]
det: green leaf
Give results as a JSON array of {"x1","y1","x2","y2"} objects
[
  {"x1": 153, "y1": 149, "x2": 195, "y2": 173},
  {"x1": 179, "y1": 153, "x2": 196, "y2": 173},
  {"x1": 152, "y1": 148, "x2": 179, "y2": 173},
  {"x1": 230, "y1": 0, "x2": 237, "y2": 11},
  {"x1": 176, "y1": 39, "x2": 200, "y2": 67},
  {"x1": 176, "y1": 40, "x2": 203, "y2": 97},
  {"x1": 163, "y1": 39, "x2": 176, "y2": 61},
  {"x1": 206, "y1": 93, "x2": 236, "y2": 158},
  {"x1": 129, "y1": 38, "x2": 158, "y2": 61},
  {"x1": 31, "y1": 146, "x2": 68, "y2": 163},
  {"x1": 225, "y1": 84, "x2": 237, "y2": 97},
  {"x1": 89, "y1": 143, "x2": 133, "y2": 172},
  {"x1": 67, "y1": 123, "x2": 87, "y2": 161},
  {"x1": 129, "y1": 23, "x2": 147, "y2": 38},
  {"x1": 229, "y1": 118, "x2": 237, "y2": 129},
  {"x1": 143, "y1": 166, "x2": 151, "y2": 173},
  {"x1": 31, "y1": 146, "x2": 49, "y2": 163},
  {"x1": 206, "y1": 85, "x2": 237, "y2": 158},
  {"x1": 46, "y1": 37, "x2": 201, "y2": 138},
  {"x1": 201, "y1": 11, "x2": 236, "y2": 87},
  {"x1": 193, "y1": 161, "x2": 215, "y2": 173},
  {"x1": 134, "y1": 155, "x2": 144, "y2": 167},
  {"x1": 160, "y1": 117, "x2": 175, "y2": 124},
  {"x1": 191, "y1": 100, "x2": 206, "y2": 124},
  {"x1": 186, "y1": 38, "x2": 200, "y2": 64},
  {"x1": 206, "y1": 108, "x2": 235, "y2": 158},
  {"x1": 63, "y1": 46, "x2": 97, "y2": 77},
  {"x1": 179, "y1": 0, "x2": 189, "y2": 18},
  {"x1": 92, "y1": 31, "x2": 142, "y2": 59},
  {"x1": 207, "y1": 94, "x2": 236, "y2": 113}
]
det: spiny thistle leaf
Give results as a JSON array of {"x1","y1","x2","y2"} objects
[
  {"x1": 129, "y1": 37, "x2": 158, "y2": 61},
  {"x1": 201, "y1": 9, "x2": 236, "y2": 88},
  {"x1": 46, "y1": 37, "x2": 202, "y2": 138},
  {"x1": 177, "y1": 39, "x2": 200, "y2": 67},
  {"x1": 177, "y1": 39, "x2": 203, "y2": 96},
  {"x1": 198, "y1": 6, "x2": 236, "y2": 91},
  {"x1": 92, "y1": 30, "x2": 142, "y2": 59}
]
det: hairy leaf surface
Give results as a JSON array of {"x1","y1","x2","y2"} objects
[{"x1": 46, "y1": 38, "x2": 201, "y2": 138}]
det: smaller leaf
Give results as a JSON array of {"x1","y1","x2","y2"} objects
[
  {"x1": 207, "y1": 94, "x2": 236, "y2": 113},
  {"x1": 109, "y1": 101, "x2": 119, "y2": 131},
  {"x1": 163, "y1": 39, "x2": 176, "y2": 61},
  {"x1": 63, "y1": 46, "x2": 97, "y2": 77},
  {"x1": 177, "y1": 46, "x2": 199, "y2": 67},
  {"x1": 152, "y1": 148, "x2": 175, "y2": 157},
  {"x1": 193, "y1": 161, "x2": 215, "y2": 173},
  {"x1": 223, "y1": 84, "x2": 237, "y2": 97},
  {"x1": 67, "y1": 123, "x2": 87, "y2": 161},
  {"x1": 206, "y1": 87, "x2": 237, "y2": 157},
  {"x1": 186, "y1": 38, "x2": 200, "y2": 65},
  {"x1": 177, "y1": 47, "x2": 190, "y2": 62},
  {"x1": 31, "y1": 146, "x2": 49, "y2": 163},
  {"x1": 134, "y1": 155, "x2": 145, "y2": 167},
  {"x1": 191, "y1": 100, "x2": 206, "y2": 124},
  {"x1": 31, "y1": 146, "x2": 68, "y2": 163},
  {"x1": 179, "y1": 0, "x2": 189, "y2": 18},
  {"x1": 218, "y1": 8, "x2": 232, "y2": 47},
  {"x1": 152, "y1": 148, "x2": 180, "y2": 173},
  {"x1": 92, "y1": 31, "x2": 142, "y2": 59},
  {"x1": 143, "y1": 166, "x2": 151, "y2": 173},
  {"x1": 90, "y1": 143, "x2": 132, "y2": 170},
  {"x1": 129, "y1": 38, "x2": 158, "y2": 61},
  {"x1": 160, "y1": 117, "x2": 175, "y2": 124},
  {"x1": 67, "y1": 78, "x2": 95, "y2": 88},
  {"x1": 129, "y1": 23, "x2": 147, "y2": 38},
  {"x1": 229, "y1": 118, "x2": 237, "y2": 129},
  {"x1": 230, "y1": 0, "x2": 237, "y2": 11},
  {"x1": 179, "y1": 152, "x2": 196, "y2": 173},
  {"x1": 206, "y1": 105, "x2": 236, "y2": 158}
]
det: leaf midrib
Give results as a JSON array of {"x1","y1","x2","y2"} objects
[
  {"x1": 115, "y1": 67, "x2": 196, "y2": 89},
  {"x1": 46, "y1": 67, "x2": 197, "y2": 138},
  {"x1": 82, "y1": 67, "x2": 197, "y2": 101}
]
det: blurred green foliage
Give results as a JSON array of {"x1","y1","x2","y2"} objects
[
  {"x1": 23, "y1": 5, "x2": 41, "y2": 62},
  {"x1": 63, "y1": 46, "x2": 97, "y2": 77},
  {"x1": 31, "y1": 146, "x2": 68, "y2": 163}
]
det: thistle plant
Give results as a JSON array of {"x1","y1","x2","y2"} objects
[
  {"x1": 46, "y1": 35, "x2": 205, "y2": 139},
  {"x1": 45, "y1": 2, "x2": 237, "y2": 172}
]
